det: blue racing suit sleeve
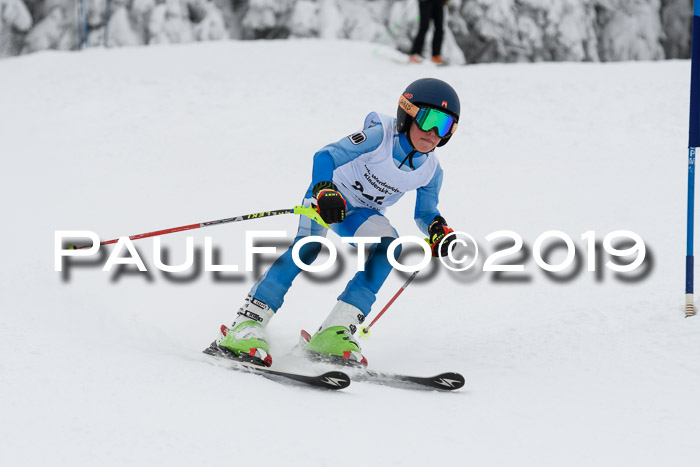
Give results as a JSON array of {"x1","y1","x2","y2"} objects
[
  {"x1": 414, "y1": 164, "x2": 443, "y2": 235},
  {"x1": 310, "y1": 123, "x2": 385, "y2": 189}
]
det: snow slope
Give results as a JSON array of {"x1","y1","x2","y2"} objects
[{"x1": 1, "y1": 39, "x2": 699, "y2": 466}]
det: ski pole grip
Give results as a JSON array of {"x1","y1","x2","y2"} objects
[{"x1": 293, "y1": 205, "x2": 330, "y2": 229}]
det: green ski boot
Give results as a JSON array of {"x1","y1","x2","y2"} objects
[
  {"x1": 304, "y1": 301, "x2": 368, "y2": 366},
  {"x1": 204, "y1": 295, "x2": 274, "y2": 366}
]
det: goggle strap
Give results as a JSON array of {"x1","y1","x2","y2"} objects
[
  {"x1": 398, "y1": 95, "x2": 419, "y2": 118},
  {"x1": 398, "y1": 95, "x2": 458, "y2": 136}
]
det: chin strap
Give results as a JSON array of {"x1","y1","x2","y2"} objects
[{"x1": 398, "y1": 149, "x2": 417, "y2": 170}]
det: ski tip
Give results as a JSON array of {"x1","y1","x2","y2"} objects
[
  {"x1": 432, "y1": 372, "x2": 465, "y2": 390},
  {"x1": 319, "y1": 371, "x2": 352, "y2": 390}
]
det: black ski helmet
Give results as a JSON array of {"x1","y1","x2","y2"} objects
[{"x1": 397, "y1": 78, "x2": 460, "y2": 147}]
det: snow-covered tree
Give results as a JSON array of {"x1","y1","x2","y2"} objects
[
  {"x1": 105, "y1": 5, "x2": 141, "y2": 47},
  {"x1": 148, "y1": 0, "x2": 194, "y2": 44},
  {"x1": 0, "y1": 0, "x2": 32, "y2": 56},
  {"x1": 661, "y1": 0, "x2": 692, "y2": 58},
  {"x1": 457, "y1": 0, "x2": 600, "y2": 63},
  {"x1": 190, "y1": 0, "x2": 227, "y2": 41},
  {"x1": 0, "y1": 0, "x2": 694, "y2": 62},
  {"x1": 21, "y1": 4, "x2": 63, "y2": 53},
  {"x1": 288, "y1": 0, "x2": 318, "y2": 38},
  {"x1": 131, "y1": 0, "x2": 156, "y2": 44},
  {"x1": 241, "y1": 0, "x2": 294, "y2": 39},
  {"x1": 597, "y1": 0, "x2": 665, "y2": 61}
]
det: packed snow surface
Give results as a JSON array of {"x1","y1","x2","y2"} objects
[{"x1": 1, "y1": 39, "x2": 699, "y2": 466}]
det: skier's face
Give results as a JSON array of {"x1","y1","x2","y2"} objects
[{"x1": 409, "y1": 120, "x2": 440, "y2": 153}]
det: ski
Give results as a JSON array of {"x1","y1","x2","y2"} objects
[
  {"x1": 298, "y1": 329, "x2": 464, "y2": 391},
  {"x1": 203, "y1": 345, "x2": 351, "y2": 391},
  {"x1": 350, "y1": 369, "x2": 464, "y2": 391}
]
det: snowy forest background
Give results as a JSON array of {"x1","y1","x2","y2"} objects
[{"x1": 0, "y1": 0, "x2": 694, "y2": 63}]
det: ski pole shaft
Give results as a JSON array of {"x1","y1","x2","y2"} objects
[
  {"x1": 70, "y1": 205, "x2": 327, "y2": 250},
  {"x1": 360, "y1": 270, "x2": 419, "y2": 337},
  {"x1": 78, "y1": 0, "x2": 87, "y2": 49}
]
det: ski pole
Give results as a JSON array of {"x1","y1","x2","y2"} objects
[
  {"x1": 359, "y1": 269, "x2": 419, "y2": 338},
  {"x1": 69, "y1": 205, "x2": 328, "y2": 250}
]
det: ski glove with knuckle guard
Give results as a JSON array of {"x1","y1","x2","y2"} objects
[
  {"x1": 313, "y1": 181, "x2": 347, "y2": 224},
  {"x1": 428, "y1": 215, "x2": 455, "y2": 257}
]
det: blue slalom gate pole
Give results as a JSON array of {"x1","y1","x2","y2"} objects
[
  {"x1": 78, "y1": 0, "x2": 89, "y2": 49},
  {"x1": 686, "y1": 2, "x2": 700, "y2": 317}
]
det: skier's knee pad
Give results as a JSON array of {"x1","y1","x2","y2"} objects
[{"x1": 294, "y1": 235, "x2": 323, "y2": 265}]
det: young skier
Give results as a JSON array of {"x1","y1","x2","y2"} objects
[{"x1": 206, "y1": 78, "x2": 460, "y2": 367}]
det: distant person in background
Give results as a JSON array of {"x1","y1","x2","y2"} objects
[{"x1": 410, "y1": 0, "x2": 446, "y2": 65}]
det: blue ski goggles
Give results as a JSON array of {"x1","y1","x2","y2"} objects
[{"x1": 399, "y1": 95, "x2": 458, "y2": 137}]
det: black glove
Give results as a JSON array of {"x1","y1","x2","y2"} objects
[
  {"x1": 428, "y1": 215, "x2": 455, "y2": 257},
  {"x1": 313, "y1": 181, "x2": 347, "y2": 224}
]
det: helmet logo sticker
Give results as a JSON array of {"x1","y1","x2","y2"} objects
[
  {"x1": 441, "y1": 101, "x2": 448, "y2": 108},
  {"x1": 404, "y1": 93, "x2": 413, "y2": 99},
  {"x1": 348, "y1": 131, "x2": 367, "y2": 145}
]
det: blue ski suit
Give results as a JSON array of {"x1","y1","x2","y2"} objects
[{"x1": 249, "y1": 112, "x2": 444, "y2": 316}]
